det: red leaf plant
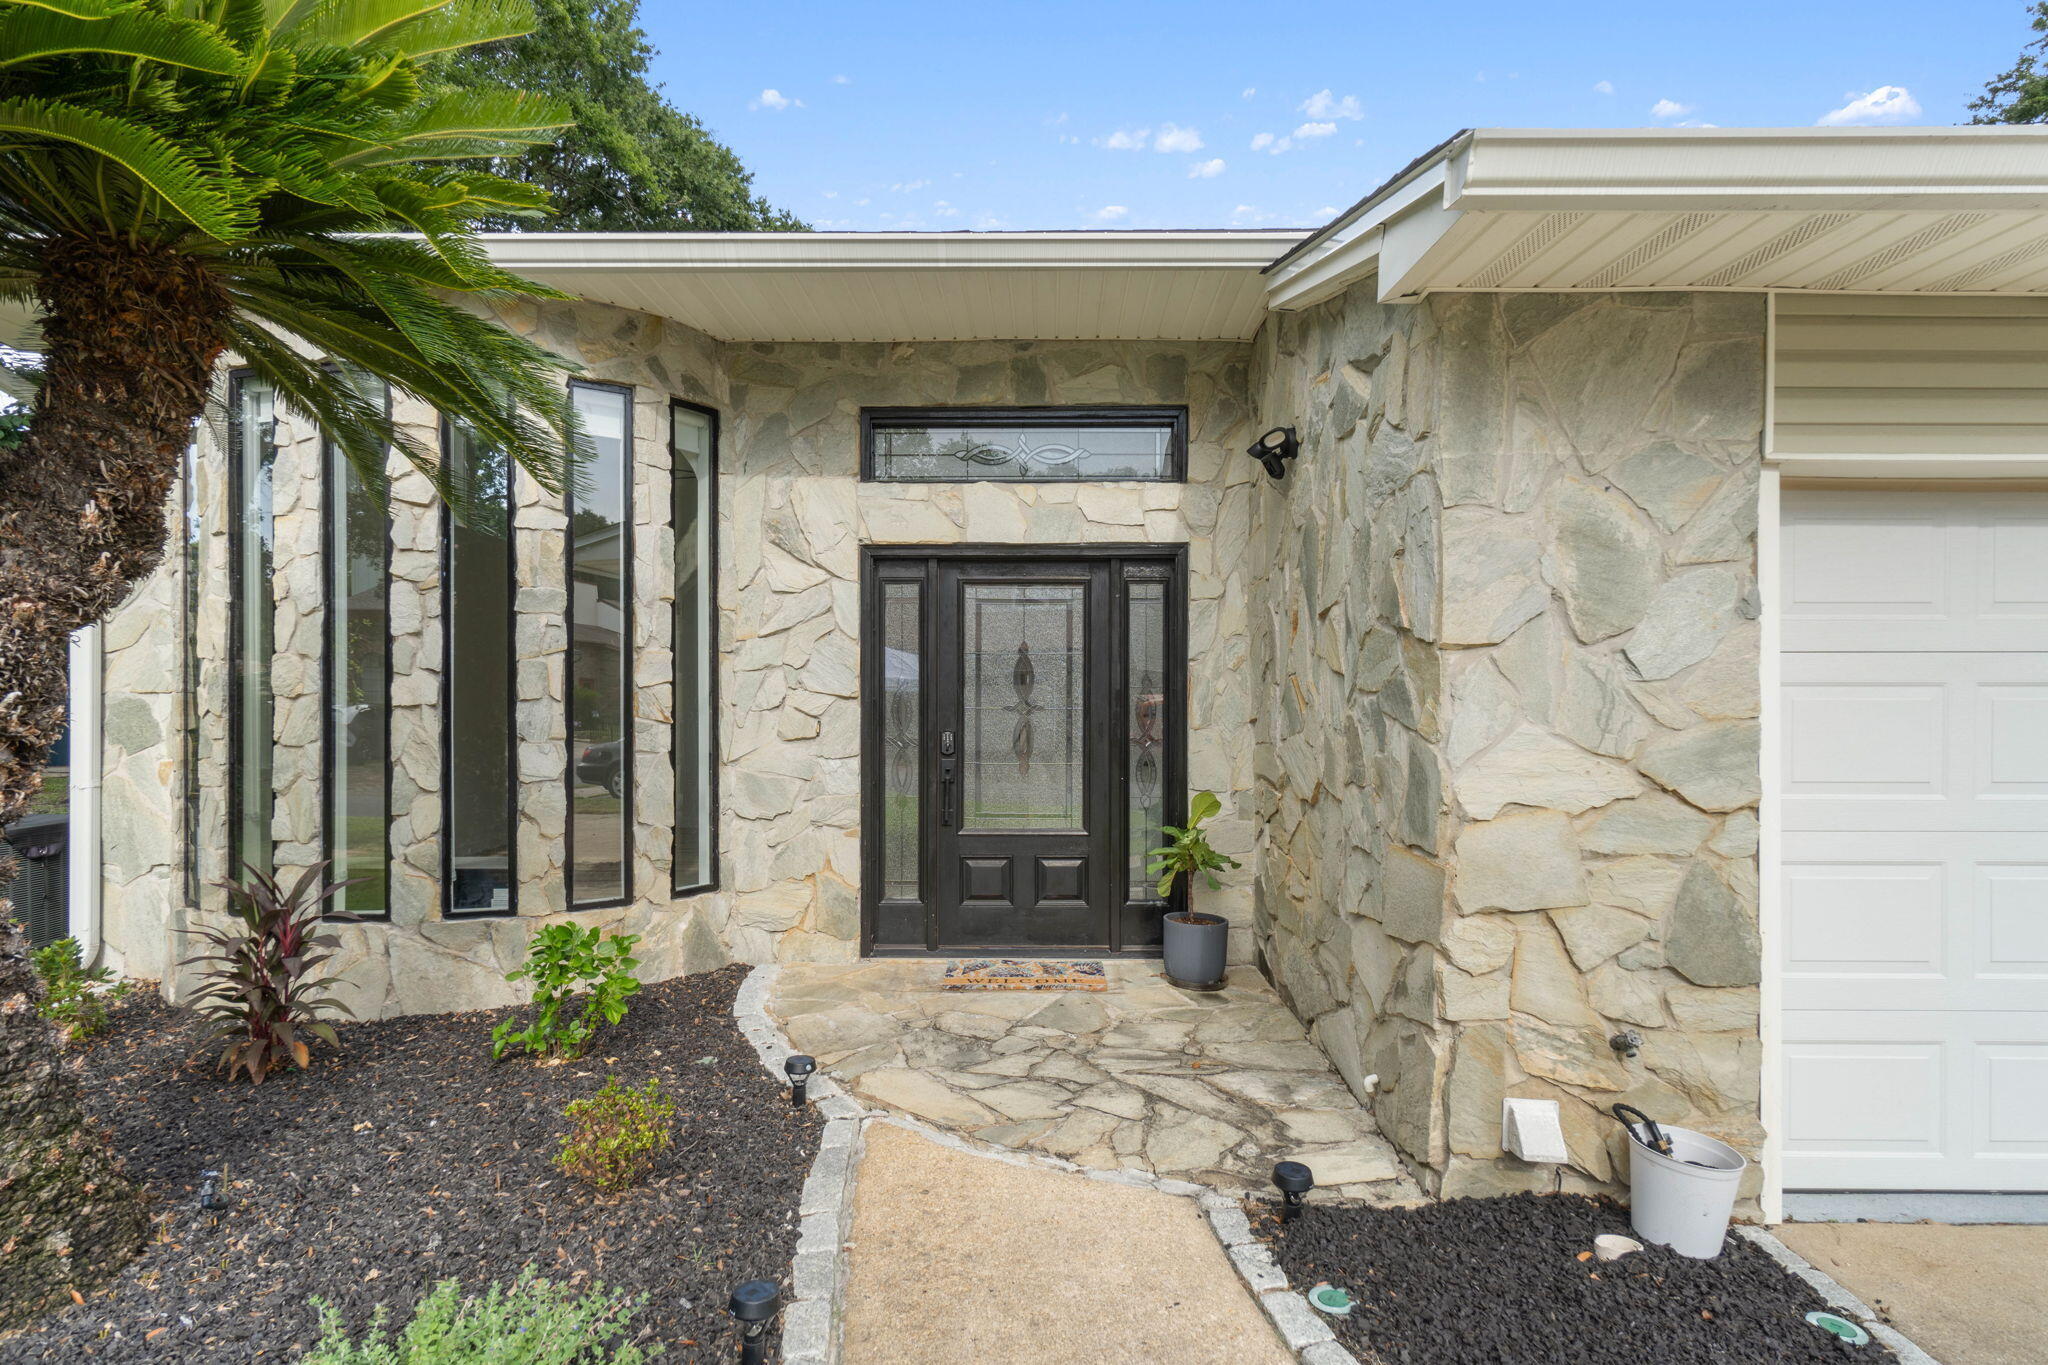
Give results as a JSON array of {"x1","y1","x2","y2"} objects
[{"x1": 179, "y1": 863, "x2": 360, "y2": 1084}]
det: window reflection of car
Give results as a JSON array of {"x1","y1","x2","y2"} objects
[{"x1": 575, "y1": 740, "x2": 624, "y2": 798}]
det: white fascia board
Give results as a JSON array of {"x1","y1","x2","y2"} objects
[
  {"x1": 1450, "y1": 127, "x2": 2048, "y2": 212},
  {"x1": 1265, "y1": 160, "x2": 1454, "y2": 310},
  {"x1": 478, "y1": 230, "x2": 1307, "y2": 274}
]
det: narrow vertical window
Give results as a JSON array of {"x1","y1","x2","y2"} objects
[
  {"x1": 181, "y1": 437, "x2": 201, "y2": 908},
  {"x1": 880, "y1": 581, "x2": 922, "y2": 901},
  {"x1": 443, "y1": 420, "x2": 516, "y2": 914},
  {"x1": 323, "y1": 380, "x2": 391, "y2": 918},
  {"x1": 671, "y1": 403, "x2": 716, "y2": 892},
  {"x1": 1125, "y1": 570, "x2": 1168, "y2": 902},
  {"x1": 568, "y1": 382, "x2": 631, "y2": 907},
  {"x1": 228, "y1": 374, "x2": 276, "y2": 880}
]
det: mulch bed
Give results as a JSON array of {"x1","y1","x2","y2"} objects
[
  {"x1": 0, "y1": 963, "x2": 821, "y2": 1362},
  {"x1": 1256, "y1": 1192, "x2": 1883, "y2": 1364}
]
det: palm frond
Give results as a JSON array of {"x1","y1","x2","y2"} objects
[
  {"x1": 0, "y1": 6, "x2": 244, "y2": 73},
  {"x1": 0, "y1": 95, "x2": 245, "y2": 237}
]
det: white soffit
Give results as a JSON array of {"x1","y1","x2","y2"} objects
[
  {"x1": 1266, "y1": 127, "x2": 2048, "y2": 308},
  {"x1": 480, "y1": 231, "x2": 1307, "y2": 343}
]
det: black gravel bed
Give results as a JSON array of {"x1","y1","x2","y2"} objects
[
  {"x1": 1256, "y1": 1192, "x2": 1885, "y2": 1365},
  {"x1": 0, "y1": 964, "x2": 821, "y2": 1362}
]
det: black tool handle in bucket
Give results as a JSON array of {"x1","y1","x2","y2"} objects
[{"x1": 1611, "y1": 1103, "x2": 1673, "y2": 1156}]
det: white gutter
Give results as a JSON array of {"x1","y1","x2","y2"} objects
[
  {"x1": 475, "y1": 229, "x2": 1309, "y2": 274},
  {"x1": 66, "y1": 625, "x2": 101, "y2": 966}
]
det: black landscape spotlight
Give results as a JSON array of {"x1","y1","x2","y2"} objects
[
  {"x1": 198, "y1": 1168, "x2": 227, "y2": 1215},
  {"x1": 1273, "y1": 1160, "x2": 1314, "y2": 1223},
  {"x1": 728, "y1": 1279, "x2": 781, "y2": 1365},
  {"x1": 784, "y1": 1054, "x2": 817, "y2": 1109}
]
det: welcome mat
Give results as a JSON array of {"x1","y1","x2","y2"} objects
[{"x1": 940, "y1": 959, "x2": 1108, "y2": 991}]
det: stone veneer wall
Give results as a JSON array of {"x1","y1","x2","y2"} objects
[
  {"x1": 718, "y1": 338, "x2": 1261, "y2": 962},
  {"x1": 1249, "y1": 286, "x2": 1767, "y2": 1203},
  {"x1": 96, "y1": 303, "x2": 1270, "y2": 1008}
]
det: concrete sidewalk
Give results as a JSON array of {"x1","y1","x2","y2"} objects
[
  {"x1": 1775, "y1": 1222, "x2": 2048, "y2": 1365},
  {"x1": 840, "y1": 1122, "x2": 1292, "y2": 1365}
]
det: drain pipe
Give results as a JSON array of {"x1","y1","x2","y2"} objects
[{"x1": 66, "y1": 625, "x2": 103, "y2": 968}]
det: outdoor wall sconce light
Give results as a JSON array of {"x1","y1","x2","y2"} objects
[
  {"x1": 1247, "y1": 426, "x2": 1300, "y2": 480},
  {"x1": 1273, "y1": 1160, "x2": 1314, "y2": 1222},
  {"x1": 784, "y1": 1053, "x2": 817, "y2": 1109},
  {"x1": 729, "y1": 1279, "x2": 782, "y2": 1364}
]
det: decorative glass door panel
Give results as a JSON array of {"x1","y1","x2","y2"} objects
[{"x1": 863, "y1": 550, "x2": 1184, "y2": 953}]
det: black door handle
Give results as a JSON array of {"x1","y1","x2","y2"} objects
[{"x1": 940, "y1": 762, "x2": 955, "y2": 827}]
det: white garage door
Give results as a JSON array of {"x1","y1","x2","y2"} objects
[{"x1": 1781, "y1": 488, "x2": 2048, "y2": 1191}]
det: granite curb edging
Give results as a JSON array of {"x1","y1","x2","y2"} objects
[
  {"x1": 1732, "y1": 1226, "x2": 1941, "y2": 1365},
  {"x1": 1203, "y1": 1194, "x2": 1360, "y2": 1365},
  {"x1": 735, "y1": 965, "x2": 864, "y2": 1364}
]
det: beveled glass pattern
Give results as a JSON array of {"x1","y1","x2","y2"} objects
[
  {"x1": 872, "y1": 420, "x2": 1173, "y2": 482},
  {"x1": 568, "y1": 384, "x2": 630, "y2": 905},
  {"x1": 963, "y1": 583, "x2": 1085, "y2": 832},
  {"x1": 881, "y1": 581, "x2": 921, "y2": 900},
  {"x1": 1126, "y1": 578, "x2": 1167, "y2": 900}
]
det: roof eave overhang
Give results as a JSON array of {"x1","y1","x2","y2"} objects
[{"x1": 1264, "y1": 126, "x2": 2048, "y2": 310}]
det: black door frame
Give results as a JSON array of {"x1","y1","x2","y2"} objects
[{"x1": 859, "y1": 543, "x2": 1188, "y2": 957}]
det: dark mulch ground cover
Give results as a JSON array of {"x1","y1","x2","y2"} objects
[
  {"x1": 1257, "y1": 1192, "x2": 1884, "y2": 1365},
  {"x1": 0, "y1": 964, "x2": 820, "y2": 1363}
]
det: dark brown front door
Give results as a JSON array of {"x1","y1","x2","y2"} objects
[{"x1": 862, "y1": 547, "x2": 1185, "y2": 954}]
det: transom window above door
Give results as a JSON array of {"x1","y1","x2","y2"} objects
[{"x1": 862, "y1": 407, "x2": 1186, "y2": 483}]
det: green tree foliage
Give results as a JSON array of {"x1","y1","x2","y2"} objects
[
  {"x1": 432, "y1": 0, "x2": 803, "y2": 230},
  {"x1": 1972, "y1": 2, "x2": 2048, "y2": 123}
]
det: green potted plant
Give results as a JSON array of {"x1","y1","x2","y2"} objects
[{"x1": 1148, "y1": 790, "x2": 1241, "y2": 991}]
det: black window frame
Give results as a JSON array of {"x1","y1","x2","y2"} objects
[
  {"x1": 438, "y1": 415, "x2": 520, "y2": 918},
  {"x1": 565, "y1": 378, "x2": 636, "y2": 910},
  {"x1": 319, "y1": 376, "x2": 394, "y2": 920},
  {"x1": 859, "y1": 406, "x2": 1188, "y2": 484},
  {"x1": 670, "y1": 398, "x2": 720, "y2": 896}
]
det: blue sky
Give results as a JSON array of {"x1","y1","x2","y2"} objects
[{"x1": 640, "y1": 1, "x2": 2033, "y2": 232}]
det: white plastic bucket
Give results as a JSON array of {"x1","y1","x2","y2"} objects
[{"x1": 1623, "y1": 1123, "x2": 1746, "y2": 1258}]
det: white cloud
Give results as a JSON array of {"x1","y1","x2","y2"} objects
[
  {"x1": 1300, "y1": 90, "x2": 1362, "y2": 121},
  {"x1": 1230, "y1": 204, "x2": 1274, "y2": 225},
  {"x1": 1316, "y1": 205, "x2": 1339, "y2": 217},
  {"x1": 1241, "y1": 86, "x2": 1256, "y2": 99},
  {"x1": 1100, "y1": 128, "x2": 1149, "y2": 150},
  {"x1": 1650, "y1": 98, "x2": 1692, "y2": 119},
  {"x1": 1292, "y1": 121, "x2": 1337, "y2": 140},
  {"x1": 1593, "y1": 80, "x2": 1614, "y2": 95},
  {"x1": 934, "y1": 201, "x2": 959, "y2": 218},
  {"x1": 1188, "y1": 157, "x2": 1226, "y2": 178},
  {"x1": 1249, "y1": 132, "x2": 1275, "y2": 151},
  {"x1": 1817, "y1": 85, "x2": 1922, "y2": 127},
  {"x1": 750, "y1": 88, "x2": 799, "y2": 111},
  {"x1": 830, "y1": 74, "x2": 851, "y2": 85},
  {"x1": 889, "y1": 179, "x2": 930, "y2": 192},
  {"x1": 821, "y1": 190, "x2": 837, "y2": 199},
  {"x1": 1154, "y1": 123, "x2": 1204, "y2": 153},
  {"x1": 1095, "y1": 205, "x2": 1129, "y2": 221}
]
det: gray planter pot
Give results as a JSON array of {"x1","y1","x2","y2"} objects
[{"x1": 1163, "y1": 911, "x2": 1228, "y2": 991}]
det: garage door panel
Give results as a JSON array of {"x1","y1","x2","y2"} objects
[{"x1": 1782, "y1": 488, "x2": 2048, "y2": 1191}]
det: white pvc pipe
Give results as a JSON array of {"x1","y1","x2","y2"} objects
[{"x1": 66, "y1": 624, "x2": 102, "y2": 966}]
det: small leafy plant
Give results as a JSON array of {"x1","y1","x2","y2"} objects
[
  {"x1": 31, "y1": 936, "x2": 129, "y2": 1041},
  {"x1": 555, "y1": 1076, "x2": 676, "y2": 1193},
  {"x1": 492, "y1": 925, "x2": 642, "y2": 1061},
  {"x1": 1148, "y1": 790, "x2": 1242, "y2": 920},
  {"x1": 181, "y1": 863, "x2": 358, "y2": 1084},
  {"x1": 305, "y1": 1266, "x2": 658, "y2": 1364}
]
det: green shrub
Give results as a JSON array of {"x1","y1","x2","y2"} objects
[
  {"x1": 492, "y1": 925, "x2": 641, "y2": 1062},
  {"x1": 556, "y1": 1076, "x2": 675, "y2": 1192},
  {"x1": 31, "y1": 936, "x2": 128, "y2": 1041},
  {"x1": 304, "y1": 1267, "x2": 658, "y2": 1364},
  {"x1": 180, "y1": 863, "x2": 357, "y2": 1083}
]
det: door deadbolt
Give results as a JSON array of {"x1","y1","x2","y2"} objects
[{"x1": 940, "y1": 730, "x2": 956, "y2": 756}]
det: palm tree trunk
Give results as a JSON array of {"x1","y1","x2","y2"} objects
[{"x1": 0, "y1": 232, "x2": 230, "y2": 1327}]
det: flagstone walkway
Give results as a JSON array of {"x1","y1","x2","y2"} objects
[{"x1": 768, "y1": 960, "x2": 1422, "y2": 1200}]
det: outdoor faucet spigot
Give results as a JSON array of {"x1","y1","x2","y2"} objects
[
  {"x1": 1609, "y1": 1030, "x2": 1643, "y2": 1061},
  {"x1": 785, "y1": 1054, "x2": 816, "y2": 1109},
  {"x1": 728, "y1": 1279, "x2": 781, "y2": 1365},
  {"x1": 1273, "y1": 1160, "x2": 1314, "y2": 1223}
]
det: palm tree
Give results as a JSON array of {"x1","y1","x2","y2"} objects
[{"x1": 0, "y1": 0, "x2": 581, "y2": 1325}]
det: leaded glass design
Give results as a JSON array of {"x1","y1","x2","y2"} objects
[
  {"x1": 1126, "y1": 576, "x2": 1167, "y2": 900},
  {"x1": 869, "y1": 412, "x2": 1178, "y2": 483},
  {"x1": 881, "y1": 581, "x2": 921, "y2": 901},
  {"x1": 962, "y1": 583, "x2": 1085, "y2": 832}
]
